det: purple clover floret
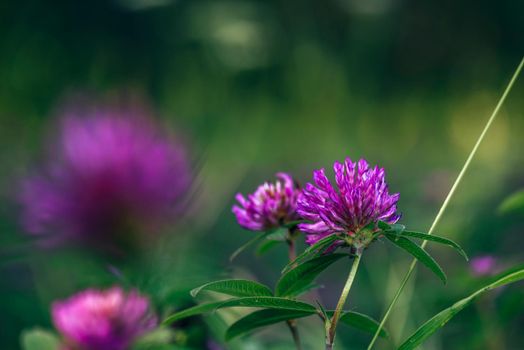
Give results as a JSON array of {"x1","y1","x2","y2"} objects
[
  {"x1": 19, "y1": 103, "x2": 190, "y2": 250},
  {"x1": 297, "y1": 158, "x2": 400, "y2": 247},
  {"x1": 52, "y1": 287, "x2": 157, "y2": 350},
  {"x1": 232, "y1": 173, "x2": 301, "y2": 231}
]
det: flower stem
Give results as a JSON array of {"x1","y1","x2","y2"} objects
[
  {"x1": 367, "y1": 56, "x2": 524, "y2": 350},
  {"x1": 286, "y1": 227, "x2": 302, "y2": 350},
  {"x1": 326, "y1": 250, "x2": 362, "y2": 349},
  {"x1": 286, "y1": 319, "x2": 303, "y2": 350},
  {"x1": 287, "y1": 234, "x2": 297, "y2": 262}
]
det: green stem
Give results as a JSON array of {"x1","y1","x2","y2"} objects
[
  {"x1": 287, "y1": 319, "x2": 303, "y2": 350},
  {"x1": 326, "y1": 251, "x2": 362, "y2": 349},
  {"x1": 367, "y1": 56, "x2": 524, "y2": 350},
  {"x1": 286, "y1": 228, "x2": 302, "y2": 350},
  {"x1": 287, "y1": 234, "x2": 297, "y2": 262}
]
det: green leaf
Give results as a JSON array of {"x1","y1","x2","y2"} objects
[
  {"x1": 229, "y1": 231, "x2": 270, "y2": 262},
  {"x1": 265, "y1": 227, "x2": 288, "y2": 241},
  {"x1": 338, "y1": 311, "x2": 389, "y2": 339},
  {"x1": 378, "y1": 221, "x2": 405, "y2": 234},
  {"x1": 163, "y1": 297, "x2": 317, "y2": 325},
  {"x1": 225, "y1": 309, "x2": 315, "y2": 340},
  {"x1": 20, "y1": 329, "x2": 60, "y2": 350},
  {"x1": 218, "y1": 297, "x2": 318, "y2": 312},
  {"x1": 282, "y1": 234, "x2": 339, "y2": 273},
  {"x1": 132, "y1": 328, "x2": 174, "y2": 349},
  {"x1": 276, "y1": 254, "x2": 347, "y2": 297},
  {"x1": 190, "y1": 279, "x2": 273, "y2": 298},
  {"x1": 284, "y1": 220, "x2": 305, "y2": 228},
  {"x1": 230, "y1": 227, "x2": 290, "y2": 261},
  {"x1": 133, "y1": 345, "x2": 176, "y2": 350},
  {"x1": 499, "y1": 189, "x2": 524, "y2": 214},
  {"x1": 398, "y1": 267, "x2": 524, "y2": 350},
  {"x1": 289, "y1": 283, "x2": 322, "y2": 297},
  {"x1": 394, "y1": 231, "x2": 468, "y2": 261},
  {"x1": 384, "y1": 233, "x2": 447, "y2": 284},
  {"x1": 377, "y1": 221, "x2": 391, "y2": 230},
  {"x1": 163, "y1": 301, "x2": 225, "y2": 325},
  {"x1": 316, "y1": 300, "x2": 330, "y2": 321},
  {"x1": 255, "y1": 239, "x2": 281, "y2": 256}
]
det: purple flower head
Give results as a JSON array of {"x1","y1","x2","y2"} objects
[
  {"x1": 297, "y1": 158, "x2": 400, "y2": 247},
  {"x1": 470, "y1": 255, "x2": 497, "y2": 276},
  {"x1": 19, "y1": 102, "x2": 191, "y2": 250},
  {"x1": 52, "y1": 287, "x2": 157, "y2": 350},
  {"x1": 232, "y1": 172, "x2": 301, "y2": 231}
]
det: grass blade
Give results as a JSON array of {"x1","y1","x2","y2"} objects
[
  {"x1": 368, "y1": 57, "x2": 524, "y2": 349},
  {"x1": 398, "y1": 267, "x2": 524, "y2": 350}
]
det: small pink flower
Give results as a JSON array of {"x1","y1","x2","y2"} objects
[{"x1": 232, "y1": 173, "x2": 301, "y2": 231}]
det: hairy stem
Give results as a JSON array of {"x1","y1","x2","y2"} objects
[
  {"x1": 367, "y1": 56, "x2": 524, "y2": 350},
  {"x1": 326, "y1": 251, "x2": 362, "y2": 349}
]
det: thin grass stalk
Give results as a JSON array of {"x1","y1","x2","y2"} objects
[{"x1": 367, "y1": 56, "x2": 524, "y2": 350}]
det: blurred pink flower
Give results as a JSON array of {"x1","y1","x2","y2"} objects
[
  {"x1": 52, "y1": 287, "x2": 156, "y2": 350},
  {"x1": 19, "y1": 102, "x2": 191, "y2": 251},
  {"x1": 470, "y1": 255, "x2": 497, "y2": 276}
]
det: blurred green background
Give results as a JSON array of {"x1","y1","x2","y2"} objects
[{"x1": 1, "y1": 0, "x2": 523, "y2": 349}]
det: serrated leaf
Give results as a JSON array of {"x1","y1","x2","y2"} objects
[
  {"x1": 282, "y1": 234, "x2": 340, "y2": 273},
  {"x1": 399, "y1": 267, "x2": 524, "y2": 350},
  {"x1": 385, "y1": 233, "x2": 447, "y2": 284},
  {"x1": 190, "y1": 279, "x2": 273, "y2": 298},
  {"x1": 276, "y1": 254, "x2": 347, "y2": 297},
  {"x1": 338, "y1": 311, "x2": 389, "y2": 339},
  {"x1": 225, "y1": 309, "x2": 315, "y2": 340},
  {"x1": 218, "y1": 297, "x2": 317, "y2": 312},
  {"x1": 20, "y1": 329, "x2": 60, "y2": 350},
  {"x1": 163, "y1": 301, "x2": 225, "y2": 325},
  {"x1": 395, "y1": 231, "x2": 468, "y2": 261}
]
